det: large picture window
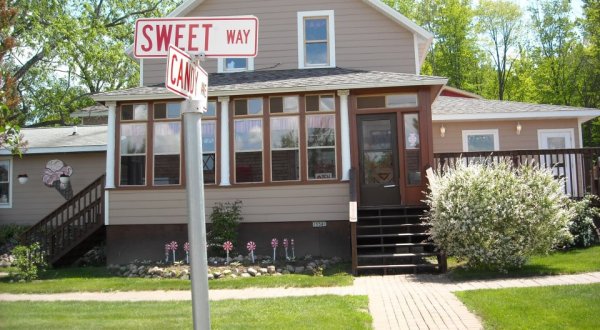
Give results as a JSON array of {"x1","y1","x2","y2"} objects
[
  {"x1": 307, "y1": 114, "x2": 336, "y2": 180},
  {"x1": 0, "y1": 159, "x2": 11, "y2": 207},
  {"x1": 271, "y1": 116, "x2": 300, "y2": 181},
  {"x1": 235, "y1": 119, "x2": 263, "y2": 183}
]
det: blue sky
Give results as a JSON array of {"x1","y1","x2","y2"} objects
[{"x1": 514, "y1": 0, "x2": 584, "y2": 18}]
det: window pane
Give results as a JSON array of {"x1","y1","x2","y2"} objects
[
  {"x1": 134, "y1": 104, "x2": 148, "y2": 120},
  {"x1": 234, "y1": 99, "x2": 247, "y2": 116},
  {"x1": 120, "y1": 123, "x2": 146, "y2": 155},
  {"x1": 236, "y1": 151, "x2": 263, "y2": 183},
  {"x1": 0, "y1": 161, "x2": 8, "y2": 181},
  {"x1": 0, "y1": 183, "x2": 8, "y2": 204},
  {"x1": 205, "y1": 101, "x2": 217, "y2": 117},
  {"x1": 362, "y1": 120, "x2": 392, "y2": 150},
  {"x1": 154, "y1": 103, "x2": 167, "y2": 119},
  {"x1": 0, "y1": 160, "x2": 8, "y2": 204},
  {"x1": 270, "y1": 97, "x2": 283, "y2": 113},
  {"x1": 468, "y1": 134, "x2": 495, "y2": 152},
  {"x1": 154, "y1": 122, "x2": 181, "y2": 155},
  {"x1": 406, "y1": 151, "x2": 421, "y2": 185},
  {"x1": 306, "y1": 95, "x2": 319, "y2": 112},
  {"x1": 248, "y1": 98, "x2": 263, "y2": 115},
  {"x1": 319, "y1": 95, "x2": 334, "y2": 111},
  {"x1": 271, "y1": 117, "x2": 299, "y2": 149},
  {"x1": 154, "y1": 154, "x2": 180, "y2": 185},
  {"x1": 363, "y1": 151, "x2": 394, "y2": 185},
  {"x1": 225, "y1": 58, "x2": 247, "y2": 70},
  {"x1": 235, "y1": 119, "x2": 263, "y2": 151},
  {"x1": 308, "y1": 148, "x2": 336, "y2": 179},
  {"x1": 387, "y1": 94, "x2": 418, "y2": 108},
  {"x1": 283, "y1": 96, "x2": 299, "y2": 113},
  {"x1": 203, "y1": 154, "x2": 216, "y2": 184},
  {"x1": 121, "y1": 105, "x2": 133, "y2": 120},
  {"x1": 305, "y1": 18, "x2": 327, "y2": 40},
  {"x1": 306, "y1": 42, "x2": 328, "y2": 65},
  {"x1": 202, "y1": 121, "x2": 216, "y2": 153},
  {"x1": 167, "y1": 103, "x2": 181, "y2": 118},
  {"x1": 272, "y1": 150, "x2": 299, "y2": 181},
  {"x1": 120, "y1": 155, "x2": 145, "y2": 185},
  {"x1": 404, "y1": 113, "x2": 420, "y2": 149},
  {"x1": 357, "y1": 96, "x2": 385, "y2": 109},
  {"x1": 307, "y1": 115, "x2": 335, "y2": 147}
]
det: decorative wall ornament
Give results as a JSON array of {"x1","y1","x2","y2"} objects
[{"x1": 43, "y1": 159, "x2": 73, "y2": 200}]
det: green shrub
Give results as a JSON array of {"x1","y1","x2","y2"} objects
[
  {"x1": 207, "y1": 201, "x2": 242, "y2": 255},
  {"x1": 0, "y1": 224, "x2": 29, "y2": 254},
  {"x1": 425, "y1": 159, "x2": 573, "y2": 272},
  {"x1": 10, "y1": 242, "x2": 47, "y2": 281},
  {"x1": 565, "y1": 195, "x2": 599, "y2": 248}
]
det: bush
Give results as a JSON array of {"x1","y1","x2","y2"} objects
[
  {"x1": 565, "y1": 195, "x2": 600, "y2": 248},
  {"x1": 0, "y1": 224, "x2": 29, "y2": 254},
  {"x1": 10, "y1": 242, "x2": 47, "y2": 281},
  {"x1": 207, "y1": 201, "x2": 242, "y2": 255},
  {"x1": 424, "y1": 160, "x2": 573, "y2": 272}
]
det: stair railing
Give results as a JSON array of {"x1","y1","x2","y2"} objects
[
  {"x1": 349, "y1": 168, "x2": 358, "y2": 275},
  {"x1": 20, "y1": 174, "x2": 106, "y2": 263}
]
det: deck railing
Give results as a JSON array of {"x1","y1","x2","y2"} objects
[
  {"x1": 20, "y1": 174, "x2": 105, "y2": 264},
  {"x1": 434, "y1": 148, "x2": 600, "y2": 198}
]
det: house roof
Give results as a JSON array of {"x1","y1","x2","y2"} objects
[
  {"x1": 71, "y1": 104, "x2": 109, "y2": 118},
  {"x1": 432, "y1": 96, "x2": 600, "y2": 122},
  {"x1": 0, "y1": 126, "x2": 108, "y2": 155},
  {"x1": 92, "y1": 68, "x2": 447, "y2": 101}
]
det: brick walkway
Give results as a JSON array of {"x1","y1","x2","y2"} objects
[{"x1": 2, "y1": 271, "x2": 600, "y2": 329}]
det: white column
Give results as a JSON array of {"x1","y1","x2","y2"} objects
[
  {"x1": 219, "y1": 96, "x2": 231, "y2": 186},
  {"x1": 338, "y1": 90, "x2": 351, "y2": 181},
  {"x1": 105, "y1": 101, "x2": 117, "y2": 189}
]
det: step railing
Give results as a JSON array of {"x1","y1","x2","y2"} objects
[
  {"x1": 20, "y1": 174, "x2": 105, "y2": 263},
  {"x1": 349, "y1": 168, "x2": 358, "y2": 275}
]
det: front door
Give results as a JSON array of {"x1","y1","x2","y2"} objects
[
  {"x1": 357, "y1": 114, "x2": 401, "y2": 206},
  {"x1": 538, "y1": 129, "x2": 577, "y2": 195}
]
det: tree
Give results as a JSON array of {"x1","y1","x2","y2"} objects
[{"x1": 477, "y1": 0, "x2": 522, "y2": 100}]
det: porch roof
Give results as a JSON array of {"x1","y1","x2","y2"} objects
[
  {"x1": 91, "y1": 68, "x2": 447, "y2": 102},
  {"x1": 0, "y1": 126, "x2": 108, "y2": 155},
  {"x1": 432, "y1": 96, "x2": 600, "y2": 122}
]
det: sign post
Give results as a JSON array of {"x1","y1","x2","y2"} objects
[{"x1": 139, "y1": 16, "x2": 258, "y2": 330}]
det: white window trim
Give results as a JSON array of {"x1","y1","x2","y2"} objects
[
  {"x1": 217, "y1": 57, "x2": 255, "y2": 73},
  {"x1": 297, "y1": 10, "x2": 336, "y2": 69},
  {"x1": 462, "y1": 129, "x2": 500, "y2": 152},
  {"x1": 0, "y1": 157, "x2": 12, "y2": 209},
  {"x1": 537, "y1": 129, "x2": 575, "y2": 149}
]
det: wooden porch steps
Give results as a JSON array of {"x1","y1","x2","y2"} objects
[
  {"x1": 358, "y1": 252, "x2": 438, "y2": 258},
  {"x1": 356, "y1": 264, "x2": 438, "y2": 270},
  {"x1": 357, "y1": 242, "x2": 433, "y2": 248}
]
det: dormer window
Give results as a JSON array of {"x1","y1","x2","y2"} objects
[
  {"x1": 218, "y1": 58, "x2": 254, "y2": 73},
  {"x1": 297, "y1": 10, "x2": 336, "y2": 69}
]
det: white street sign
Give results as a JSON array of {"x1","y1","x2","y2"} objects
[
  {"x1": 166, "y1": 45, "x2": 208, "y2": 109},
  {"x1": 135, "y1": 16, "x2": 258, "y2": 58}
]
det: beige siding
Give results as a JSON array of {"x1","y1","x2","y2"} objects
[
  {"x1": 0, "y1": 152, "x2": 106, "y2": 225},
  {"x1": 143, "y1": 0, "x2": 416, "y2": 85},
  {"x1": 109, "y1": 183, "x2": 349, "y2": 225},
  {"x1": 432, "y1": 119, "x2": 581, "y2": 153}
]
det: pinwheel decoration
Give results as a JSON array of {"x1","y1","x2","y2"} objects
[
  {"x1": 184, "y1": 242, "x2": 190, "y2": 264},
  {"x1": 271, "y1": 238, "x2": 279, "y2": 261},
  {"x1": 169, "y1": 241, "x2": 178, "y2": 263},
  {"x1": 283, "y1": 238, "x2": 289, "y2": 260},
  {"x1": 247, "y1": 241, "x2": 256, "y2": 263},
  {"x1": 223, "y1": 241, "x2": 233, "y2": 264}
]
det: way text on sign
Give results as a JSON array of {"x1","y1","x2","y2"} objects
[{"x1": 135, "y1": 16, "x2": 258, "y2": 58}]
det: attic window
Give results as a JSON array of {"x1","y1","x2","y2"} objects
[
  {"x1": 218, "y1": 58, "x2": 254, "y2": 73},
  {"x1": 297, "y1": 10, "x2": 336, "y2": 69}
]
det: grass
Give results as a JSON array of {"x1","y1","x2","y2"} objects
[
  {"x1": 0, "y1": 264, "x2": 353, "y2": 294},
  {"x1": 0, "y1": 295, "x2": 372, "y2": 329},
  {"x1": 448, "y1": 245, "x2": 600, "y2": 281},
  {"x1": 456, "y1": 283, "x2": 600, "y2": 330}
]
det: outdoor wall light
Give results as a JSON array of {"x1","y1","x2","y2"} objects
[
  {"x1": 440, "y1": 125, "x2": 446, "y2": 138},
  {"x1": 516, "y1": 122, "x2": 522, "y2": 135},
  {"x1": 17, "y1": 174, "x2": 28, "y2": 184},
  {"x1": 59, "y1": 174, "x2": 70, "y2": 184}
]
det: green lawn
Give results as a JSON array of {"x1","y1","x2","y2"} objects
[
  {"x1": 0, "y1": 295, "x2": 372, "y2": 329},
  {"x1": 0, "y1": 264, "x2": 353, "y2": 294},
  {"x1": 456, "y1": 283, "x2": 600, "y2": 330},
  {"x1": 448, "y1": 245, "x2": 600, "y2": 281}
]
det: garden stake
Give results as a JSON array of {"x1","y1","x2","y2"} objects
[
  {"x1": 223, "y1": 241, "x2": 233, "y2": 264},
  {"x1": 271, "y1": 238, "x2": 278, "y2": 261},
  {"x1": 291, "y1": 238, "x2": 295, "y2": 259},
  {"x1": 169, "y1": 241, "x2": 178, "y2": 263},
  {"x1": 283, "y1": 238, "x2": 289, "y2": 260},
  {"x1": 184, "y1": 242, "x2": 190, "y2": 264},
  {"x1": 247, "y1": 241, "x2": 256, "y2": 263}
]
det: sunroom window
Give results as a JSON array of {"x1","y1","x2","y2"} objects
[
  {"x1": 153, "y1": 103, "x2": 181, "y2": 186},
  {"x1": 271, "y1": 116, "x2": 300, "y2": 181},
  {"x1": 234, "y1": 119, "x2": 263, "y2": 183},
  {"x1": 307, "y1": 114, "x2": 336, "y2": 180},
  {"x1": 297, "y1": 11, "x2": 335, "y2": 68},
  {"x1": 120, "y1": 122, "x2": 147, "y2": 186},
  {"x1": 202, "y1": 120, "x2": 217, "y2": 184}
]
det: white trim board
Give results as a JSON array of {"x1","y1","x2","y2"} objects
[{"x1": 433, "y1": 112, "x2": 600, "y2": 122}]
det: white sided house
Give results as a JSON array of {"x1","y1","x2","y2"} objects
[{"x1": 4, "y1": 0, "x2": 600, "y2": 272}]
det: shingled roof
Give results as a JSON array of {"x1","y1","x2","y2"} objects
[
  {"x1": 92, "y1": 68, "x2": 447, "y2": 101},
  {"x1": 0, "y1": 126, "x2": 107, "y2": 155}
]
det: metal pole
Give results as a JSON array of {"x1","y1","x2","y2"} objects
[{"x1": 183, "y1": 105, "x2": 211, "y2": 330}]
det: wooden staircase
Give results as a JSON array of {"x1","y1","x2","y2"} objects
[
  {"x1": 20, "y1": 174, "x2": 106, "y2": 266},
  {"x1": 352, "y1": 206, "x2": 446, "y2": 274}
]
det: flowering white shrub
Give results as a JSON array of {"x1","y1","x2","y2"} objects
[{"x1": 424, "y1": 159, "x2": 573, "y2": 271}]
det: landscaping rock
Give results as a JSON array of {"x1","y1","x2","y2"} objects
[
  {"x1": 247, "y1": 268, "x2": 258, "y2": 276},
  {"x1": 207, "y1": 273, "x2": 214, "y2": 280},
  {"x1": 267, "y1": 265, "x2": 276, "y2": 274},
  {"x1": 223, "y1": 269, "x2": 232, "y2": 276},
  {"x1": 241, "y1": 273, "x2": 251, "y2": 278},
  {"x1": 259, "y1": 267, "x2": 268, "y2": 274},
  {"x1": 213, "y1": 271, "x2": 222, "y2": 279}
]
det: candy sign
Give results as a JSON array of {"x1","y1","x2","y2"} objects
[
  {"x1": 166, "y1": 45, "x2": 208, "y2": 106},
  {"x1": 134, "y1": 16, "x2": 258, "y2": 58}
]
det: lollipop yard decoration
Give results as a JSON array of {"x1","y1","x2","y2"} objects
[
  {"x1": 223, "y1": 241, "x2": 233, "y2": 264},
  {"x1": 283, "y1": 238, "x2": 289, "y2": 260},
  {"x1": 291, "y1": 238, "x2": 295, "y2": 259},
  {"x1": 246, "y1": 241, "x2": 256, "y2": 263},
  {"x1": 184, "y1": 242, "x2": 190, "y2": 264},
  {"x1": 271, "y1": 238, "x2": 279, "y2": 261},
  {"x1": 169, "y1": 241, "x2": 178, "y2": 263},
  {"x1": 164, "y1": 243, "x2": 170, "y2": 263}
]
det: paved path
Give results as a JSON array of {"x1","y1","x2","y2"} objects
[{"x1": 2, "y1": 271, "x2": 600, "y2": 330}]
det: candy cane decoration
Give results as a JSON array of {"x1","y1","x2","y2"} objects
[
  {"x1": 223, "y1": 241, "x2": 233, "y2": 264},
  {"x1": 183, "y1": 242, "x2": 190, "y2": 264},
  {"x1": 169, "y1": 241, "x2": 178, "y2": 263},
  {"x1": 246, "y1": 241, "x2": 256, "y2": 263},
  {"x1": 164, "y1": 243, "x2": 170, "y2": 263},
  {"x1": 271, "y1": 238, "x2": 279, "y2": 261},
  {"x1": 283, "y1": 238, "x2": 289, "y2": 260},
  {"x1": 291, "y1": 238, "x2": 295, "y2": 259}
]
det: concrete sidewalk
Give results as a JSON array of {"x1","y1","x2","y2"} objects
[{"x1": 1, "y1": 271, "x2": 600, "y2": 330}]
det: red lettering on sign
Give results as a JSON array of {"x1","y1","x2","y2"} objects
[
  {"x1": 170, "y1": 54, "x2": 178, "y2": 85},
  {"x1": 175, "y1": 24, "x2": 185, "y2": 50},
  {"x1": 188, "y1": 24, "x2": 199, "y2": 52},
  {"x1": 177, "y1": 60, "x2": 184, "y2": 88},
  {"x1": 202, "y1": 24, "x2": 213, "y2": 51},
  {"x1": 226, "y1": 29, "x2": 250, "y2": 44},
  {"x1": 157, "y1": 25, "x2": 173, "y2": 52},
  {"x1": 141, "y1": 25, "x2": 153, "y2": 52}
]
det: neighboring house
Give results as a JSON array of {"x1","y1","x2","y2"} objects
[
  {"x1": 3, "y1": 0, "x2": 600, "y2": 272},
  {"x1": 71, "y1": 104, "x2": 109, "y2": 125}
]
